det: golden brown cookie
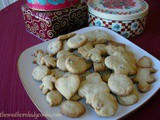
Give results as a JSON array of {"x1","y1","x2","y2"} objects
[
  {"x1": 108, "y1": 74, "x2": 134, "y2": 96},
  {"x1": 46, "y1": 90, "x2": 62, "y2": 106},
  {"x1": 60, "y1": 101, "x2": 86, "y2": 118},
  {"x1": 55, "y1": 74, "x2": 81, "y2": 99},
  {"x1": 134, "y1": 68, "x2": 156, "y2": 92},
  {"x1": 92, "y1": 92, "x2": 118, "y2": 117},
  {"x1": 65, "y1": 55, "x2": 90, "y2": 74},
  {"x1": 58, "y1": 33, "x2": 76, "y2": 41}
]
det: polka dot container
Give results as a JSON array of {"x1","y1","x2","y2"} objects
[{"x1": 88, "y1": 0, "x2": 149, "y2": 38}]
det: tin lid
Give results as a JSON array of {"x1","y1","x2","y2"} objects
[{"x1": 88, "y1": 0, "x2": 149, "y2": 20}]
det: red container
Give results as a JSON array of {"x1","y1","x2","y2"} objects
[
  {"x1": 21, "y1": 1, "x2": 88, "y2": 41},
  {"x1": 27, "y1": 0, "x2": 79, "y2": 11}
]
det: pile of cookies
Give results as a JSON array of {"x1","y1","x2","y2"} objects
[{"x1": 32, "y1": 29, "x2": 157, "y2": 118}]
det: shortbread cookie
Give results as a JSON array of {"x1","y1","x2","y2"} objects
[
  {"x1": 106, "y1": 44, "x2": 126, "y2": 55},
  {"x1": 47, "y1": 40, "x2": 62, "y2": 55},
  {"x1": 55, "y1": 74, "x2": 80, "y2": 99},
  {"x1": 105, "y1": 51, "x2": 137, "y2": 75},
  {"x1": 32, "y1": 65, "x2": 50, "y2": 81},
  {"x1": 93, "y1": 30, "x2": 112, "y2": 44},
  {"x1": 71, "y1": 92, "x2": 82, "y2": 101},
  {"x1": 33, "y1": 49, "x2": 44, "y2": 65},
  {"x1": 93, "y1": 58, "x2": 106, "y2": 72},
  {"x1": 83, "y1": 30, "x2": 112, "y2": 44},
  {"x1": 78, "y1": 42, "x2": 94, "y2": 59},
  {"x1": 107, "y1": 41, "x2": 126, "y2": 48},
  {"x1": 46, "y1": 90, "x2": 62, "y2": 106},
  {"x1": 86, "y1": 72, "x2": 103, "y2": 83},
  {"x1": 138, "y1": 56, "x2": 152, "y2": 68},
  {"x1": 39, "y1": 75, "x2": 56, "y2": 94},
  {"x1": 57, "y1": 50, "x2": 72, "y2": 59},
  {"x1": 58, "y1": 33, "x2": 76, "y2": 41},
  {"x1": 99, "y1": 70, "x2": 112, "y2": 83},
  {"x1": 67, "y1": 35, "x2": 87, "y2": 49},
  {"x1": 117, "y1": 89, "x2": 139, "y2": 106},
  {"x1": 108, "y1": 74, "x2": 134, "y2": 96},
  {"x1": 60, "y1": 101, "x2": 86, "y2": 118},
  {"x1": 92, "y1": 92, "x2": 118, "y2": 117},
  {"x1": 65, "y1": 55, "x2": 89, "y2": 74},
  {"x1": 95, "y1": 44, "x2": 107, "y2": 56},
  {"x1": 50, "y1": 68, "x2": 66, "y2": 79},
  {"x1": 78, "y1": 76, "x2": 110, "y2": 104},
  {"x1": 87, "y1": 48, "x2": 102, "y2": 62},
  {"x1": 134, "y1": 68, "x2": 156, "y2": 92},
  {"x1": 62, "y1": 40, "x2": 71, "y2": 51},
  {"x1": 72, "y1": 50, "x2": 83, "y2": 58},
  {"x1": 57, "y1": 54, "x2": 72, "y2": 71},
  {"x1": 40, "y1": 55, "x2": 56, "y2": 68}
]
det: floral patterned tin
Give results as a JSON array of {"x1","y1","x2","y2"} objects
[
  {"x1": 27, "y1": 0, "x2": 79, "y2": 11},
  {"x1": 22, "y1": 1, "x2": 88, "y2": 41},
  {"x1": 88, "y1": 0, "x2": 149, "y2": 38}
]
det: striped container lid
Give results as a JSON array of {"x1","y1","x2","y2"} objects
[{"x1": 88, "y1": 0, "x2": 149, "y2": 20}]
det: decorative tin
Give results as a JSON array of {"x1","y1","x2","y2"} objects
[
  {"x1": 88, "y1": 0, "x2": 149, "y2": 38},
  {"x1": 22, "y1": 1, "x2": 88, "y2": 41},
  {"x1": 27, "y1": 0, "x2": 79, "y2": 11}
]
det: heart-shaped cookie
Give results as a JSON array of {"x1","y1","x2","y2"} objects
[{"x1": 55, "y1": 74, "x2": 80, "y2": 99}]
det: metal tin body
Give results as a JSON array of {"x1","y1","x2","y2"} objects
[
  {"x1": 27, "y1": 0, "x2": 79, "y2": 11},
  {"x1": 88, "y1": 0, "x2": 149, "y2": 38}
]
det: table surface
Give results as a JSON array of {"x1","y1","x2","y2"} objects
[{"x1": 0, "y1": 0, "x2": 159, "y2": 120}]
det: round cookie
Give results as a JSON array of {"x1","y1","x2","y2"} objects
[
  {"x1": 46, "y1": 90, "x2": 62, "y2": 106},
  {"x1": 57, "y1": 50, "x2": 72, "y2": 59},
  {"x1": 32, "y1": 65, "x2": 50, "y2": 81},
  {"x1": 108, "y1": 74, "x2": 134, "y2": 96},
  {"x1": 67, "y1": 35, "x2": 87, "y2": 49},
  {"x1": 60, "y1": 101, "x2": 86, "y2": 118},
  {"x1": 47, "y1": 40, "x2": 62, "y2": 55},
  {"x1": 92, "y1": 92, "x2": 118, "y2": 117},
  {"x1": 65, "y1": 55, "x2": 89, "y2": 74},
  {"x1": 117, "y1": 89, "x2": 139, "y2": 106}
]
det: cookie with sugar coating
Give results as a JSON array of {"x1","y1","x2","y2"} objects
[
  {"x1": 32, "y1": 65, "x2": 50, "y2": 81},
  {"x1": 55, "y1": 74, "x2": 80, "y2": 100},
  {"x1": 47, "y1": 40, "x2": 62, "y2": 55},
  {"x1": 92, "y1": 92, "x2": 118, "y2": 117},
  {"x1": 67, "y1": 35, "x2": 87, "y2": 49},
  {"x1": 46, "y1": 90, "x2": 62, "y2": 106},
  {"x1": 65, "y1": 55, "x2": 90, "y2": 74},
  {"x1": 108, "y1": 74, "x2": 134, "y2": 96},
  {"x1": 60, "y1": 101, "x2": 86, "y2": 118},
  {"x1": 117, "y1": 88, "x2": 139, "y2": 106}
]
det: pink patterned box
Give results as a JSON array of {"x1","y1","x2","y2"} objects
[
  {"x1": 27, "y1": 0, "x2": 79, "y2": 11},
  {"x1": 88, "y1": 0, "x2": 149, "y2": 38},
  {"x1": 21, "y1": 1, "x2": 88, "y2": 41}
]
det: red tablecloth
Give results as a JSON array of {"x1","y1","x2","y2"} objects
[{"x1": 0, "y1": 0, "x2": 159, "y2": 120}]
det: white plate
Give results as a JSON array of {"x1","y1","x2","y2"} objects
[{"x1": 18, "y1": 26, "x2": 160, "y2": 120}]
